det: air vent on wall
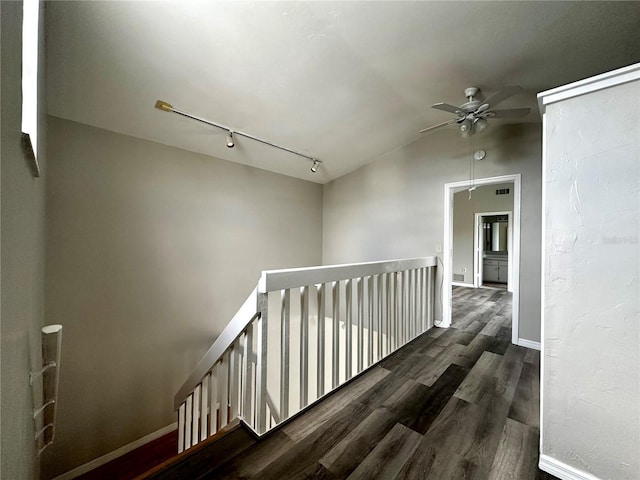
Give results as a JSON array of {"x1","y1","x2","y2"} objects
[
  {"x1": 453, "y1": 273, "x2": 465, "y2": 282},
  {"x1": 496, "y1": 188, "x2": 510, "y2": 195}
]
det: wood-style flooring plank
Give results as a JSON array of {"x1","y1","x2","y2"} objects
[
  {"x1": 414, "y1": 342, "x2": 466, "y2": 386},
  {"x1": 345, "y1": 423, "x2": 422, "y2": 480},
  {"x1": 403, "y1": 363, "x2": 469, "y2": 435},
  {"x1": 525, "y1": 348, "x2": 541, "y2": 366},
  {"x1": 454, "y1": 351, "x2": 504, "y2": 404},
  {"x1": 281, "y1": 366, "x2": 389, "y2": 443},
  {"x1": 508, "y1": 361, "x2": 540, "y2": 427},
  {"x1": 488, "y1": 418, "x2": 540, "y2": 480},
  {"x1": 319, "y1": 407, "x2": 397, "y2": 477},
  {"x1": 203, "y1": 430, "x2": 294, "y2": 479},
  {"x1": 493, "y1": 343, "x2": 527, "y2": 405},
  {"x1": 253, "y1": 402, "x2": 373, "y2": 480}
]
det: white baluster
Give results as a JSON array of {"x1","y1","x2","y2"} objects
[
  {"x1": 367, "y1": 276, "x2": 374, "y2": 367},
  {"x1": 200, "y1": 374, "x2": 209, "y2": 441},
  {"x1": 386, "y1": 273, "x2": 393, "y2": 354},
  {"x1": 219, "y1": 354, "x2": 229, "y2": 429},
  {"x1": 409, "y1": 269, "x2": 415, "y2": 340},
  {"x1": 230, "y1": 343, "x2": 240, "y2": 419},
  {"x1": 185, "y1": 394, "x2": 193, "y2": 450},
  {"x1": 192, "y1": 384, "x2": 201, "y2": 447},
  {"x1": 345, "y1": 279, "x2": 353, "y2": 381},
  {"x1": 178, "y1": 402, "x2": 186, "y2": 453},
  {"x1": 242, "y1": 327, "x2": 253, "y2": 428},
  {"x1": 210, "y1": 365, "x2": 218, "y2": 434},
  {"x1": 255, "y1": 293, "x2": 268, "y2": 434},
  {"x1": 332, "y1": 281, "x2": 340, "y2": 389},
  {"x1": 356, "y1": 277, "x2": 364, "y2": 373},
  {"x1": 316, "y1": 283, "x2": 326, "y2": 397},
  {"x1": 300, "y1": 286, "x2": 309, "y2": 408},
  {"x1": 377, "y1": 274, "x2": 384, "y2": 359},
  {"x1": 396, "y1": 272, "x2": 400, "y2": 347},
  {"x1": 427, "y1": 266, "x2": 434, "y2": 328}
]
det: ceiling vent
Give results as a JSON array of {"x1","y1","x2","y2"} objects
[{"x1": 496, "y1": 188, "x2": 510, "y2": 195}]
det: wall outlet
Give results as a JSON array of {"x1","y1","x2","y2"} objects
[{"x1": 463, "y1": 267, "x2": 467, "y2": 273}]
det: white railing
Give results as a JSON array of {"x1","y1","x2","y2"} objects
[{"x1": 174, "y1": 257, "x2": 437, "y2": 452}]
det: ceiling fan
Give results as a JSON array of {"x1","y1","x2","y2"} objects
[{"x1": 419, "y1": 86, "x2": 530, "y2": 136}]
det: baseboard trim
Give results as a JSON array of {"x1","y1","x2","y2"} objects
[
  {"x1": 517, "y1": 338, "x2": 541, "y2": 351},
  {"x1": 452, "y1": 281, "x2": 474, "y2": 288},
  {"x1": 52, "y1": 423, "x2": 178, "y2": 480},
  {"x1": 539, "y1": 454, "x2": 601, "y2": 480}
]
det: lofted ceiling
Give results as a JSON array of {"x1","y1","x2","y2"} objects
[{"x1": 46, "y1": 1, "x2": 640, "y2": 184}]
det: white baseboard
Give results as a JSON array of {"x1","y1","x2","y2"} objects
[
  {"x1": 517, "y1": 338, "x2": 541, "y2": 351},
  {"x1": 539, "y1": 454, "x2": 601, "y2": 480},
  {"x1": 452, "y1": 281, "x2": 474, "y2": 288},
  {"x1": 52, "y1": 423, "x2": 177, "y2": 480}
]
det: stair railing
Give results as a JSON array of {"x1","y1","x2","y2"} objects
[{"x1": 174, "y1": 257, "x2": 437, "y2": 453}]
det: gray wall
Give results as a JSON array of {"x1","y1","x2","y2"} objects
[
  {"x1": 323, "y1": 123, "x2": 541, "y2": 341},
  {"x1": 1, "y1": 1, "x2": 48, "y2": 478},
  {"x1": 42, "y1": 117, "x2": 323, "y2": 478},
  {"x1": 452, "y1": 183, "x2": 514, "y2": 284},
  {"x1": 542, "y1": 75, "x2": 639, "y2": 479}
]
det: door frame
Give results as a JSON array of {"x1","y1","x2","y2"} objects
[
  {"x1": 442, "y1": 174, "x2": 521, "y2": 345},
  {"x1": 473, "y1": 211, "x2": 512, "y2": 291}
]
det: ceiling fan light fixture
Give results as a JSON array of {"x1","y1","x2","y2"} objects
[
  {"x1": 460, "y1": 120, "x2": 472, "y2": 138},
  {"x1": 474, "y1": 117, "x2": 488, "y2": 133}
]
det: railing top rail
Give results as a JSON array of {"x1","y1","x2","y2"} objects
[{"x1": 258, "y1": 256, "x2": 436, "y2": 293}]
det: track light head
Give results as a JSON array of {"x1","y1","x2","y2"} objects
[
  {"x1": 226, "y1": 131, "x2": 234, "y2": 148},
  {"x1": 310, "y1": 160, "x2": 320, "y2": 173}
]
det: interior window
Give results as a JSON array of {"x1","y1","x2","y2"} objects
[{"x1": 22, "y1": 0, "x2": 39, "y2": 167}]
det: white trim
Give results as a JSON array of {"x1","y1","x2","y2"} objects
[
  {"x1": 539, "y1": 110, "x2": 548, "y2": 454},
  {"x1": 539, "y1": 454, "x2": 602, "y2": 480},
  {"x1": 443, "y1": 174, "x2": 521, "y2": 344},
  {"x1": 452, "y1": 281, "x2": 474, "y2": 288},
  {"x1": 517, "y1": 338, "x2": 541, "y2": 351},
  {"x1": 52, "y1": 423, "x2": 177, "y2": 480},
  {"x1": 537, "y1": 62, "x2": 640, "y2": 115},
  {"x1": 259, "y1": 256, "x2": 436, "y2": 292}
]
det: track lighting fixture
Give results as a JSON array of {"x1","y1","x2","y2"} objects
[{"x1": 154, "y1": 100, "x2": 321, "y2": 173}]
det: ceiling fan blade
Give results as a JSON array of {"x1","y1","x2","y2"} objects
[
  {"x1": 482, "y1": 86, "x2": 523, "y2": 107},
  {"x1": 487, "y1": 108, "x2": 531, "y2": 118},
  {"x1": 432, "y1": 103, "x2": 465, "y2": 115},
  {"x1": 418, "y1": 118, "x2": 458, "y2": 134}
]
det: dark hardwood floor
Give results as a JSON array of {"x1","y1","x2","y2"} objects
[{"x1": 160, "y1": 285, "x2": 555, "y2": 480}]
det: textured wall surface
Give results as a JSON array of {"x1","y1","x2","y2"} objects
[
  {"x1": 1, "y1": 1, "x2": 48, "y2": 478},
  {"x1": 542, "y1": 77, "x2": 639, "y2": 479},
  {"x1": 323, "y1": 123, "x2": 542, "y2": 341},
  {"x1": 42, "y1": 117, "x2": 322, "y2": 478}
]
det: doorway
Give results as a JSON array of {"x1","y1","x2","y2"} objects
[
  {"x1": 443, "y1": 174, "x2": 521, "y2": 345},
  {"x1": 474, "y1": 211, "x2": 512, "y2": 291}
]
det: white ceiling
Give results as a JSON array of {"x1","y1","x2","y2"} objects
[{"x1": 46, "y1": 1, "x2": 640, "y2": 184}]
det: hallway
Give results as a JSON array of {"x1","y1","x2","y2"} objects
[{"x1": 149, "y1": 286, "x2": 553, "y2": 479}]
